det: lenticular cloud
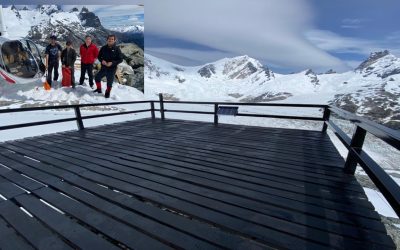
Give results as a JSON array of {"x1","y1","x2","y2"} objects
[{"x1": 145, "y1": 0, "x2": 349, "y2": 71}]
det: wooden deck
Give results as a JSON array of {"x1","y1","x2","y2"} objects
[{"x1": 0, "y1": 118, "x2": 395, "y2": 249}]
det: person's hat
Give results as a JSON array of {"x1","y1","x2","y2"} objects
[
  {"x1": 50, "y1": 35, "x2": 57, "y2": 40},
  {"x1": 66, "y1": 40, "x2": 72, "y2": 46}
]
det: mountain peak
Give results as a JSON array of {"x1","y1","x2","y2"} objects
[
  {"x1": 354, "y1": 50, "x2": 400, "y2": 79},
  {"x1": 355, "y1": 50, "x2": 391, "y2": 72},
  {"x1": 36, "y1": 5, "x2": 61, "y2": 15},
  {"x1": 78, "y1": 7, "x2": 103, "y2": 28}
]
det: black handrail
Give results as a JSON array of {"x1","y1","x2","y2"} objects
[
  {"x1": 1, "y1": 94, "x2": 399, "y2": 217},
  {"x1": 0, "y1": 101, "x2": 153, "y2": 131},
  {"x1": 326, "y1": 107, "x2": 400, "y2": 217}
]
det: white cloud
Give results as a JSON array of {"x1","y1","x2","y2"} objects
[
  {"x1": 306, "y1": 29, "x2": 400, "y2": 56},
  {"x1": 87, "y1": 5, "x2": 144, "y2": 18},
  {"x1": 62, "y1": 5, "x2": 143, "y2": 18},
  {"x1": 146, "y1": 0, "x2": 350, "y2": 72},
  {"x1": 341, "y1": 18, "x2": 368, "y2": 29},
  {"x1": 146, "y1": 47, "x2": 236, "y2": 66}
]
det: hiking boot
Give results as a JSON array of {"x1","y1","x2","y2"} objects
[
  {"x1": 93, "y1": 88, "x2": 102, "y2": 93},
  {"x1": 105, "y1": 91, "x2": 110, "y2": 98}
]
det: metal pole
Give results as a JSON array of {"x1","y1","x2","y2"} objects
[
  {"x1": 344, "y1": 126, "x2": 367, "y2": 174},
  {"x1": 74, "y1": 106, "x2": 85, "y2": 130},
  {"x1": 322, "y1": 107, "x2": 331, "y2": 132},
  {"x1": 159, "y1": 93, "x2": 165, "y2": 120},
  {"x1": 214, "y1": 104, "x2": 219, "y2": 125},
  {"x1": 150, "y1": 101, "x2": 155, "y2": 120}
]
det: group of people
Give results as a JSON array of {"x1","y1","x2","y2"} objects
[{"x1": 45, "y1": 34, "x2": 123, "y2": 98}]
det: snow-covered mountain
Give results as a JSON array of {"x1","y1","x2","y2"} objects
[
  {"x1": 3, "y1": 5, "x2": 143, "y2": 48},
  {"x1": 109, "y1": 25, "x2": 144, "y2": 34},
  {"x1": 145, "y1": 51, "x2": 400, "y2": 129}
]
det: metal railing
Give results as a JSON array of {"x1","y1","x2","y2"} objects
[
  {"x1": 0, "y1": 101, "x2": 152, "y2": 131},
  {"x1": 0, "y1": 93, "x2": 399, "y2": 217}
]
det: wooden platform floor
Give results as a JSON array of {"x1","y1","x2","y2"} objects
[{"x1": 0, "y1": 118, "x2": 395, "y2": 249}]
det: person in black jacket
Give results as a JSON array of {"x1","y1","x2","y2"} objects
[
  {"x1": 94, "y1": 34, "x2": 123, "y2": 98},
  {"x1": 61, "y1": 41, "x2": 77, "y2": 88}
]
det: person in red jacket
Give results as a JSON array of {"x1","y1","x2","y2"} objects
[{"x1": 79, "y1": 35, "x2": 99, "y2": 88}]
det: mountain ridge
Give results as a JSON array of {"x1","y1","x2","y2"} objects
[{"x1": 145, "y1": 52, "x2": 400, "y2": 129}]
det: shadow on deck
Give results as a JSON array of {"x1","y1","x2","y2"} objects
[{"x1": 0, "y1": 118, "x2": 396, "y2": 249}]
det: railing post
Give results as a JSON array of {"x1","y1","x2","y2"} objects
[
  {"x1": 159, "y1": 93, "x2": 165, "y2": 120},
  {"x1": 214, "y1": 104, "x2": 219, "y2": 125},
  {"x1": 74, "y1": 106, "x2": 84, "y2": 131},
  {"x1": 150, "y1": 101, "x2": 155, "y2": 120},
  {"x1": 322, "y1": 106, "x2": 331, "y2": 132},
  {"x1": 344, "y1": 125, "x2": 367, "y2": 174}
]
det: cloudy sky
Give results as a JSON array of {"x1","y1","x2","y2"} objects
[
  {"x1": 145, "y1": 0, "x2": 400, "y2": 73},
  {"x1": 2, "y1": 1, "x2": 144, "y2": 28},
  {"x1": 62, "y1": 5, "x2": 144, "y2": 28}
]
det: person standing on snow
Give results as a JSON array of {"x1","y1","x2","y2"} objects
[
  {"x1": 61, "y1": 41, "x2": 77, "y2": 88},
  {"x1": 79, "y1": 35, "x2": 99, "y2": 88},
  {"x1": 94, "y1": 34, "x2": 123, "y2": 98},
  {"x1": 45, "y1": 35, "x2": 62, "y2": 87}
]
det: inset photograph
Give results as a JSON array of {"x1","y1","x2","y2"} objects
[{"x1": 0, "y1": 4, "x2": 144, "y2": 104}]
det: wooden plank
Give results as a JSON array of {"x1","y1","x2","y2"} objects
[
  {"x1": 22, "y1": 134, "x2": 360, "y2": 195},
  {"x1": 0, "y1": 166, "x2": 45, "y2": 191},
  {"x1": 14, "y1": 193, "x2": 119, "y2": 250},
  {"x1": 0, "y1": 152, "x2": 330, "y2": 249},
  {"x1": 90, "y1": 123, "x2": 342, "y2": 159},
  {"x1": 0, "y1": 155, "x2": 269, "y2": 249},
  {"x1": 49, "y1": 136, "x2": 376, "y2": 214},
  {"x1": 0, "y1": 119, "x2": 396, "y2": 249},
  {"x1": 50, "y1": 134, "x2": 371, "y2": 204},
  {"x1": 4, "y1": 141, "x2": 378, "y2": 227},
  {"x1": 0, "y1": 148, "x2": 394, "y2": 248},
  {"x1": 86, "y1": 130, "x2": 345, "y2": 173},
  {"x1": 0, "y1": 176, "x2": 27, "y2": 199},
  {"x1": 29, "y1": 136, "x2": 363, "y2": 195},
  {"x1": 69, "y1": 133, "x2": 356, "y2": 184},
  {"x1": 30, "y1": 187, "x2": 173, "y2": 250},
  {"x1": 0, "y1": 217, "x2": 34, "y2": 250},
  {"x1": 90, "y1": 128, "x2": 346, "y2": 169},
  {"x1": 0, "y1": 200, "x2": 73, "y2": 249}
]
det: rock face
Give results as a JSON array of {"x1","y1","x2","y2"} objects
[
  {"x1": 198, "y1": 65, "x2": 216, "y2": 78},
  {"x1": 118, "y1": 43, "x2": 144, "y2": 92},
  {"x1": 78, "y1": 7, "x2": 102, "y2": 28},
  {"x1": 305, "y1": 69, "x2": 319, "y2": 86}
]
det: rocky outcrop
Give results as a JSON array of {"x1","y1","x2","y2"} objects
[
  {"x1": 79, "y1": 7, "x2": 102, "y2": 28},
  {"x1": 356, "y1": 50, "x2": 390, "y2": 72},
  {"x1": 198, "y1": 64, "x2": 216, "y2": 78},
  {"x1": 305, "y1": 69, "x2": 320, "y2": 86},
  {"x1": 118, "y1": 43, "x2": 144, "y2": 92}
]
